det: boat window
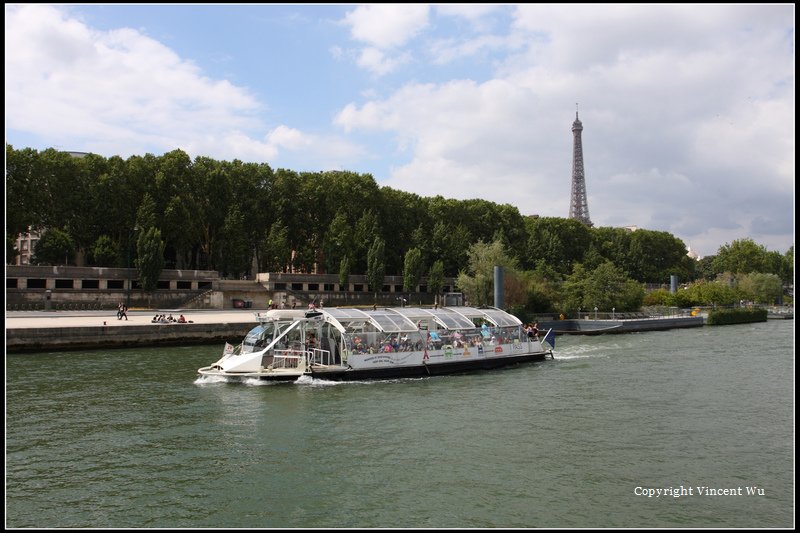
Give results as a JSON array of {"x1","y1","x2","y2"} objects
[
  {"x1": 345, "y1": 330, "x2": 427, "y2": 354},
  {"x1": 242, "y1": 325, "x2": 268, "y2": 354}
]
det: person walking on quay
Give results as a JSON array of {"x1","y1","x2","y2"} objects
[
  {"x1": 120, "y1": 304, "x2": 128, "y2": 321},
  {"x1": 117, "y1": 302, "x2": 123, "y2": 320}
]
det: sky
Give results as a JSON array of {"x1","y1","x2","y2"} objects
[{"x1": 5, "y1": 4, "x2": 795, "y2": 259}]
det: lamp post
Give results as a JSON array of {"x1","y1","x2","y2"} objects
[
  {"x1": 612, "y1": 307, "x2": 616, "y2": 320},
  {"x1": 594, "y1": 306, "x2": 598, "y2": 320},
  {"x1": 126, "y1": 226, "x2": 138, "y2": 308}
]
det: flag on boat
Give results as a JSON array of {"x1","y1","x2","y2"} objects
[
  {"x1": 542, "y1": 329, "x2": 556, "y2": 349},
  {"x1": 224, "y1": 342, "x2": 234, "y2": 354}
]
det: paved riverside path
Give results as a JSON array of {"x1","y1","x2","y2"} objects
[{"x1": 5, "y1": 309, "x2": 263, "y2": 330}]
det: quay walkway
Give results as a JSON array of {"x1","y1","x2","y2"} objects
[{"x1": 6, "y1": 309, "x2": 263, "y2": 353}]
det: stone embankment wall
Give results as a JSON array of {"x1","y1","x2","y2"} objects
[{"x1": 6, "y1": 322, "x2": 255, "y2": 353}]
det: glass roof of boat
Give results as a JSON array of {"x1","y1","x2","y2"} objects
[
  {"x1": 323, "y1": 307, "x2": 418, "y2": 332},
  {"x1": 322, "y1": 307, "x2": 520, "y2": 332},
  {"x1": 454, "y1": 307, "x2": 523, "y2": 327}
]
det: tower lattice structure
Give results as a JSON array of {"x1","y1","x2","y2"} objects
[{"x1": 569, "y1": 111, "x2": 593, "y2": 226}]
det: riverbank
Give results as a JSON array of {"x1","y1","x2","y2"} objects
[{"x1": 5, "y1": 309, "x2": 260, "y2": 353}]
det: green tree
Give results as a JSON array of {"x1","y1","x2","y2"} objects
[
  {"x1": 6, "y1": 145, "x2": 46, "y2": 238},
  {"x1": 354, "y1": 209, "x2": 380, "y2": 273},
  {"x1": 628, "y1": 229, "x2": 694, "y2": 283},
  {"x1": 89, "y1": 235, "x2": 118, "y2": 267},
  {"x1": 524, "y1": 216, "x2": 592, "y2": 274},
  {"x1": 783, "y1": 246, "x2": 794, "y2": 285},
  {"x1": 162, "y1": 195, "x2": 199, "y2": 269},
  {"x1": 695, "y1": 255, "x2": 717, "y2": 280},
  {"x1": 737, "y1": 273, "x2": 783, "y2": 304},
  {"x1": 367, "y1": 237, "x2": 386, "y2": 302},
  {"x1": 427, "y1": 260, "x2": 444, "y2": 306},
  {"x1": 136, "y1": 227, "x2": 165, "y2": 292},
  {"x1": 666, "y1": 278, "x2": 740, "y2": 307},
  {"x1": 456, "y1": 239, "x2": 519, "y2": 307},
  {"x1": 430, "y1": 221, "x2": 472, "y2": 277},
  {"x1": 561, "y1": 261, "x2": 645, "y2": 314},
  {"x1": 712, "y1": 238, "x2": 769, "y2": 274},
  {"x1": 323, "y1": 210, "x2": 353, "y2": 274},
  {"x1": 135, "y1": 193, "x2": 158, "y2": 231},
  {"x1": 339, "y1": 255, "x2": 351, "y2": 290},
  {"x1": 217, "y1": 206, "x2": 251, "y2": 278},
  {"x1": 643, "y1": 288, "x2": 671, "y2": 306},
  {"x1": 520, "y1": 262, "x2": 562, "y2": 313},
  {"x1": 403, "y1": 247, "x2": 424, "y2": 292},
  {"x1": 30, "y1": 227, "x2": 75, "y2": 265},
  {"x1": 260, "y1": 221, "x2": 291, "y2": 272},
  {"x1": 192, "y1": 156, "x2": 230, "y2": 270}
]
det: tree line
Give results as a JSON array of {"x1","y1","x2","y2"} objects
[{"x1": 6, "y1": 145, "x2": 793, "y2": 309}]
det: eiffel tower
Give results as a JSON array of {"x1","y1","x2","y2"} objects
[{"x1": 569, "y1": 108, "x2": 593, "y2": 226}]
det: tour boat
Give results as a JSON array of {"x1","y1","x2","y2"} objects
[{"x1": 197, "y1": 306, "x2": 555, "y2": 382}]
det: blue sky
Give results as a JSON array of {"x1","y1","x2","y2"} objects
[{"x1": 5, "y1": 4, "x2": 795, "y2": 259}]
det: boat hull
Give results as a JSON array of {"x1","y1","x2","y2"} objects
[
  {"x1": 310, "y1": 351, "x2": 550, "y2": 381},
  {"x1": 197, "y1": 366, "x2": 304, "y2": 382}
]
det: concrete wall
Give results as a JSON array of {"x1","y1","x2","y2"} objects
[
  {"x1": 6, "y1": 265, "x2": 221, "y2": 310},
  {"x1": 6, "y1": 322, "x2": 256, "y2": 353},
  {"x1": 6, "y1": 266, "x2": 447, "y2": 311}
]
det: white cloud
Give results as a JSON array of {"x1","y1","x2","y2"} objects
[
  {"x1": 335, "y1": 78, "x2": 553, "y2": 210},
  {"x1": 5, "y1": 5, "x2": 264, "y2": 159},
  {"x1": 435, "y1": 5, "x2": 503, "y2": 21},
  {"x1": 339, "y1": 5, "x2": 430, "y2": 76},
  {"x1": 4, "y1": 4, "x2": 368, "y2": 172},
  {"x1": 428, "y1": 33, "x2": 515, "y2": 65},
  {"x1": 356, "y1": 47, "x2": 411, "y2": 76},
  {"x1": 342, "y1": 4, "x2": 429, "y2": 49},
  {"x1": 336, "y1": 5, "x2": 794, "y2": 257}
]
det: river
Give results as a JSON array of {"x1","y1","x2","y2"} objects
[{"x1": 6, "y1": 320, "x2": 794, "y2": 528}]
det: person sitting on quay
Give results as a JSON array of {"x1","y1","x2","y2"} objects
[{"x1": 178, "y1": 314, "x2": 187, "y2": 323}]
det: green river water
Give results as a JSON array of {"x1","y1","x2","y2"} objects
[{"x1": 6, "y1": 320, "x2": 794, "y2": 528}]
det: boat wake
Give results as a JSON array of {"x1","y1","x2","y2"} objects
[
  {"x1": 194, "y1": 374, "x2": 231, "y2": 385},
  {"x1": 193, "y1": 374, "x2": 283, "y2": 386},
  {"x1": 554, "y1": 343, "x2": 612, "y2": 360},
  {"x1": 295, "y1": 374, "x2": 431, "y2": 387}
]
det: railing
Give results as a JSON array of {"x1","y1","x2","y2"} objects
[
  {"x1": 308, "y1": 348, "x2": 335, "y2": 366},
  {"x1": 270, "y1": 350, "x2": 304, "y2": 369},
  {"x1": 180, "y1": 288, "x2": 214, "y2": 309}
]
